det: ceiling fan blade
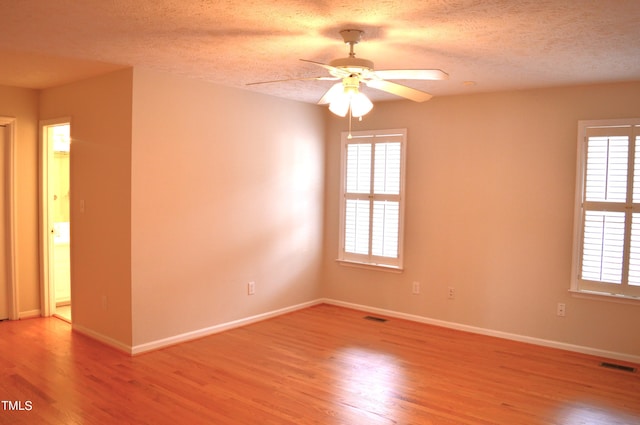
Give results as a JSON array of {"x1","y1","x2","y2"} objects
[
  {"x1": 317, "y1": 83, "x2": 344, "y2": 105},
  {"x1": 365, "y1": 79, "x2": 433, "y2": 102},
  {"x1": 246, "y1": 76, "x2": 338, "y2": 86},
  {"x1": 300, "y1": 59, "x2": 351, "y2": 78},
  {"x1": 373, "y1": 69, "x2": 449, "y2": 80}
]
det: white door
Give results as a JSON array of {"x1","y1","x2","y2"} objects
[{"x1": 0, "y1": 125, "x2": 8, "y2": 320}]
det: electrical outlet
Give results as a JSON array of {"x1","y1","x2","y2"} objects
[
  {"x1": 101, "y1": 295, "x2": 107, "y2": 310},
  {"x1": 557, "y1": 303, "x2": 566, "y2": 317},
  {"x1": 412, "y1": 281, "x2": 420, "y2": 295},
  {"x1": 448, "y1": 287, "x2": 455, "y2": 299},
  {"x1": 248, "y1": 281, "x2": 256, "y2": 295}
]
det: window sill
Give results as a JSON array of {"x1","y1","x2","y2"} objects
[
  {"x1": 336, "y1": 259, "x2": 403, "y2": 273},
  {"x1": 569, "y1": 289, "x2": 640, "y2": 305}
]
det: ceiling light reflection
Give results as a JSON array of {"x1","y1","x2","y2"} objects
[{"x1": 338, "y1": 347, "x2": 404, "y2": 412}]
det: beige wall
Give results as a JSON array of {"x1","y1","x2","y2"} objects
[
  {"x1": 130, "y1": 69, "x2": 324, "y2": 346},
  {"x1": 4, "y1": 68, "x2": 639, "y2": 359},
  {"x1": 0, "y1": 85, "x2": 40, "y2": 316},
  {"x1": 39, "y1": 69, "x2": 134, "y2": 346},
  {"x1": 323, "y1": 81, "x2": 640, "y2": 357}
]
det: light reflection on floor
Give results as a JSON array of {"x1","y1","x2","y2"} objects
[
  {"x1": 556, "y1": 401, "x2": 640, "y2": 425},
  {"x1": 331, "y1": 346, "x2": 640, "y2": 424},
  {"x1": 336, "y1": 346, "x2": 405, "y2": 421}
]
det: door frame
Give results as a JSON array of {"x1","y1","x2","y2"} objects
[
  {"x1": 0, "y1": 116, "x2": 18, "y2": 320},
  {"x1": 39, "y1": 117, "x2": 71, "y2": 317}
]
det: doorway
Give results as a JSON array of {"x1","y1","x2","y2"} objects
[
  {"x1": 0, "y1": 124, "x2": 8, "y2": 320},
  {"x1": 0, "y1": 117, "x2": 17, "y2": 321},
  {"x1": 40, "y1": 120, "x2": 71, "y2": 322}
]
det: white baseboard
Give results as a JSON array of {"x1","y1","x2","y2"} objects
[
  {"x1": 72, "y1": 323, "x2": 132, "y2": 354},
  {"x1": 18, "y1": 309, "x2": 41, "y2": 319},
  {"x1": 130, "y1": 300, "x2": 323, "y2": 355},
  {"x1": 321, "y1": 298, "x2": 640, "y2": 365},
  {"x1": 68, "y1": 297, "x2": 639, "y2": 364}
]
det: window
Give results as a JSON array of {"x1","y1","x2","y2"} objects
[
  {"x1": 338, "y1": 129, "x2": 406, "y2": 270},
  {"x1": 572, "y1": 119, "x2": 640, "y2": 300}
]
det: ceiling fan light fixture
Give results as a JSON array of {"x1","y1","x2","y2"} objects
[
  {"x1": 328, "y1": 76, "x2": 373, "y2": 118},
  {"x1": 350, "y1": 92, "x2": 373, "y2": 117},
  {"x1": 328, "y1": 89, "x2": 373, "y2": 118},
  {"x1": 329, "y1": 95, "x2": 351, "y2": 117}
]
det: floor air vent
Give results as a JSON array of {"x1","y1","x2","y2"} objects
[
  {"x1": 600, "y1": 362, "x2": 637, "y2": 373},
  {"x1": 364, "y1": 315, "x2": 388, "y2": 323}
]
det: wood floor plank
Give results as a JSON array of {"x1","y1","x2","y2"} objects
[{"x1": 1, "y1": 304, "x2": 639, "y2": 424}]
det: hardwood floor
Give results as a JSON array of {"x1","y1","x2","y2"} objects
[{"x1": 1, "y1": 304, "x2": 639, "y2": 424}]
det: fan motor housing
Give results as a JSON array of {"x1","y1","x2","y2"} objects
[{"x1": 329, "y1": 57, "x2": 374, "y2": 73}]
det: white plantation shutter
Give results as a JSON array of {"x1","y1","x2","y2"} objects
[
  {"x1": 374, "y1": 143, "x2": 401, "y2": 194},
  {"x1": 339, "y1": 129, "x2": 406, "y2": 269},
  {"x1": 346, "y1": 144, "x2": 372, "y2": 194},
  {"x1": 629, "y1": 213, "x2": 640, "y2": 286},
  {"x1": 372, "y1": 201, "x2": 399, "y2": 257},
  {"x1": 584, "y1": 136, "x2": 628, "y2": 203},
  {"x1": 344, "y1": 199, "x2": 370, "y2": 255},
  {"x1": 372, "y1": 142, "x2": 401, "y2": 258},
  {"x1": 581, "y1": 211, "x2": 624, "y2": 283},
  {"x1": 573, "y1": 120, "x2": 640, "y2": 298}
]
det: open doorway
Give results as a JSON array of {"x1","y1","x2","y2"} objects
[
  {"x1": 0, "y1": 117, "x2": 17, "y2": 321},
  {"x1": 40, "y1": 119, "x2": 71, "y2": 322},
  {"x1": 0, "y1": 122, "x2": 8, "y2": 320}
]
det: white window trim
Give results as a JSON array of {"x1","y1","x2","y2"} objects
[
  {"x1": 337, "y1": 128, "x2": 407, "y2": 272},
  {"x1": 571, "y1": 118, "x2": 640, "y2": 304}
]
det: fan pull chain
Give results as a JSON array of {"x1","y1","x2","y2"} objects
[{"x1": 347, "y1": 108, "x2": 365, "y2": 139}]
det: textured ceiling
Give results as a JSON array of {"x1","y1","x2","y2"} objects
[{"x1": 1, "y1": 0, "x2": 640, "y2": 104}]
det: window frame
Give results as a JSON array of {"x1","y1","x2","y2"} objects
[
  {"x1": 337, "y1": 128, "x2": 407, "y2": 271},
  {"x1": 571, "y1": 118, "x2": 640, "y2": 303}
]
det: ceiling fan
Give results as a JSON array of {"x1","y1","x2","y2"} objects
[{"x1": 248, "y1": 29, "x2": 449, "y2": 117}]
